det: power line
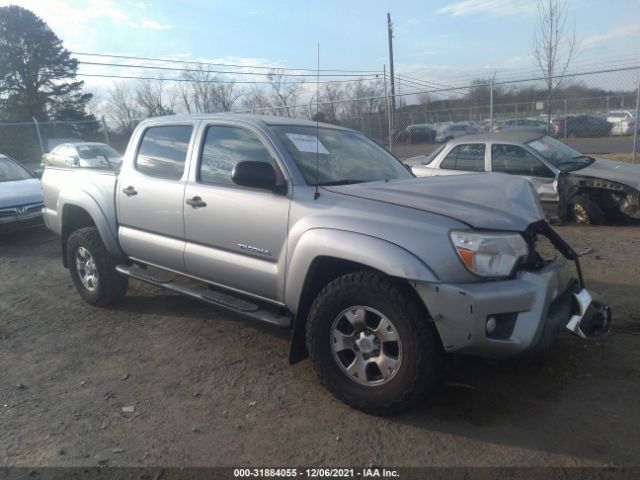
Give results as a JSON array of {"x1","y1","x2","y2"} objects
[
  {"x1": 72, "y1": 51, "x2": 382, "y2": 74},
  {"x1": 77, "y1": 60, "x2": 381, "y2": 78},
  {"x1": 75, "y1": 72, "x2": 381, "y2": 85}
]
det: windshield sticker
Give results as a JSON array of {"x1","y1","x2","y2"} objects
[
  {"x1": 286, "y1": 133, "x2": 330, "y2": 154},
  {"x1": 529, "y1": 140, "x2": 548, "y2": 151}
]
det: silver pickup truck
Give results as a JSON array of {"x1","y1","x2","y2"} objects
[{"x1": 42, "y1": 114, "x2": 610, "y2": 415}]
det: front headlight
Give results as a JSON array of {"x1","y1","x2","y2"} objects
[{"x1": 450, "y1": 230, "x2": 529, "y2": 278}]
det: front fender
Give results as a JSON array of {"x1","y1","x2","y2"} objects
[
  {"x1": 285, "y1": 228, "x2": 438, "y2": 314},
  {"x1": 58, "y1": 188, "x2": 125, "y2": 261}
]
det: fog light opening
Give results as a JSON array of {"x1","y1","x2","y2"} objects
[{"x1": 486, "y1": 316, "x2": 497, "y2": 334}]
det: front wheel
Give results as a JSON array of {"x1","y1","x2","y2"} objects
[
  {"x1": 66, "y1": 227, "x2": 128, "y2": 306},
  {"x1": 306, "y1": 271, "x2": 443, "y2": 415},
  {"x1": 570, "y1": 195, "x2": 606, "y2": 225}
]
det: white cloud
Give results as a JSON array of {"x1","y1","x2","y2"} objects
[
  {"x1": 437, "y1": 0, "x2": 537, "y2": 17},
  {"x1": 140, "y1": 17, "x2": 174, "y2": 30},
  {"x1": 0, "y1": 0, "x2": 174, "y2": 50},
  {"x1": 581, "y1": 23, "x2": 640, "y2": 49}
]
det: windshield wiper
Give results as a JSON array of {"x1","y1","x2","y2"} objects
[{"x1": 316, "y1": 179, "x2": 365, "y2": 186}]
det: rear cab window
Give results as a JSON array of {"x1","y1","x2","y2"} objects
[{"x1": 135, "y1": 125, "x2": 193, "y2": 180}]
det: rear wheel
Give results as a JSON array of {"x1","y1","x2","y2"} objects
[
  {"x1": 66, "y1": 227, "x2": 128, "y2": 306},
  {"x1": 570, "y1": 195, "x2": 606, "y2": 225},
  {"x1": 306, "y1": 271, "x2": 443, "y2": 415}
]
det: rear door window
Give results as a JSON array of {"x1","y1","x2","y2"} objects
[
  {"x1": 439, "y1": 144, "x2": 485, "y2": 172},
  {"x1": 135, "y1": 125, "x2": 193, "y2": 180}
]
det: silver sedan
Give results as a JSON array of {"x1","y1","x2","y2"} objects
[{"x1": 407, "y1": 132, "x2": 640, "y2": 224}]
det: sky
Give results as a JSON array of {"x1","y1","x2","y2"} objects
[{"x1": 2, "y1": 0, "x2": 640, "y2": 100}]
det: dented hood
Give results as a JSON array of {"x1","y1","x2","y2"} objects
[
  {"x1": 325, "y1": 173, "x2": 544, "y2": 231},
  {"x1": 574, "y1": 158, "x2": 640, "y2": 189}
]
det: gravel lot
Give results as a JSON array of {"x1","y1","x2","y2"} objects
[{"x1": 1, "y1": 224, "x2": 639, "y2": 468}]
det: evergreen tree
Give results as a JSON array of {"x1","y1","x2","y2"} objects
[{"x1": 0, "y1": 5, "x2": 92, "y2": 122}]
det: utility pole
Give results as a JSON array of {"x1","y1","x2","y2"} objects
[
  {"x1": 387, "y1": 13, "x2": 396, "y2": 137},
  {"x1": 384, "y1": 65, "x2": 392, "y2": 150},
  {"x1": 633, "y1": 79, "x2": 639, "y2": 164}
]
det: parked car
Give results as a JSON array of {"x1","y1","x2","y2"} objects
[
  {"x1": 551, "y1": 115, "x2": 612, "y2": 138},
  {"x1": 0, "y1": 154, "x2": 44, "y2": 233},
  {"x1": 408, "y1": 131, "x2": 640, "y2": 225},
  {"x1": 42, "y1": 114, "x2": 610, "y2": 415},
  {"x1": 494, "y1": 118, "x2": 548, "y2": 134},
  {"x1": 435, "y1": 122, "x2": 481, "y2": 142},
  {"x1": 395, "y1": 124, "x2": 436, "y2": 144},
  {"x1": 607, "y1": 111, "x2": 637, "y2": 136},
  {"x1": 42, "y1": 142, "x2": 123, "y2": 169}
]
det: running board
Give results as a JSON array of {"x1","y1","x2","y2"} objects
[{"x1": 116, "y1": 265, "x2": 292, "y2": 328}]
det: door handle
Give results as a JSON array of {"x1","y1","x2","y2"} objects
[
  {"x1": 186, "y1": 196, "x2": 207, "y2": 208},
  {"x1": 122, "y1": 186, "x2": 137, "y2": 196}
]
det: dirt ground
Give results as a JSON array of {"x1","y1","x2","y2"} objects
[{"x1": 1, "y1": 224, "x2": 639, "y2": 468}]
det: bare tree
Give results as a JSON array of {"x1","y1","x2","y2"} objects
[
  {"x1": 105, "y1": 81, "x2": 140, "y2": 134},
  {"x1": 343, "y1": 79, "x2": 384, "y2": 118},
  {"x1": 267, "y1": 69, "x2": 304, "y2": 117},
  {"x1": 240, "y1": 87, "x2": 272, "y2": 113},
  {"x1": 135, "y1": 79, "x2": 176, "y2": 117},
  {"x1": 179, "y1": 67, "x2": 243, "y2": 113},
  {"x1": 318, "y1": 82, "x2": 343, "y2": 123},
  {"x1": 534, "y1": 0, "x2": 576, "y2": 128}
]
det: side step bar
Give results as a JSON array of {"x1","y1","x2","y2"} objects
[{"x1": 116, "y1": 265, "x2": 292, "y2": 328}]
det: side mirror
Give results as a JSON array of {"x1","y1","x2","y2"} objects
[
  {"x1": 232, "y1": 161, "x2": 282, "y2": 192},
  {"x1": 33, "y1": 169, "x2": 43, "y2": 178}
]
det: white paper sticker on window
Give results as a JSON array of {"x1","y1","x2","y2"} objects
[
  {"x1": 528, "y1": 140, "x2": 548, "y2": 151},
  {"x1": 286, "y1": 133, "x2": 329, "y2": 154}
]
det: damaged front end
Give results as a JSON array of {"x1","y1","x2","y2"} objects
[
  {"x1": 559, "y1": 172, "x2": 640, "y2": 220},
  {"x1": 523, "y1": 220, "x2": 611, "y2": 340}
]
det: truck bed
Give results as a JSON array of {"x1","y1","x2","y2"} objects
[{"x1": 41, "y1": 167, "x2": 119, "y2": 238}]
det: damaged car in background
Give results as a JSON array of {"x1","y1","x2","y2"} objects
[{"x1": 407, "y1": 132, "x2": 640, "y2": 225}]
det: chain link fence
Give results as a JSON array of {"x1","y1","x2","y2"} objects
[
  {"x1": 2, "y1": 65, "x2": 638, "y2": 167},
  {"x1": 246, "y1": 65, "x2": 640, "y2": 160}
]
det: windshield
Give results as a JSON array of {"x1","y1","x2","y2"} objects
[
  {"x1": 526, "y1": 136, "x2": 594, "y2": 172},
  {"x1": 273, "y1": 126, "x2": 413, "y2": 185},
  {"x1": 77, "y1": 144, "x2": 121, "y2": 159},
  {"x1": 405, "y1": 144, "x2": 445, "y2": 166},
  {"x1": 0, "y1": 157, "x2": 33, "y2": 182}
]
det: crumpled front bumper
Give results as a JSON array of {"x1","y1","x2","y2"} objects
[{"x1": 414, "y1": 255, "x2": 611, "y2": 358}]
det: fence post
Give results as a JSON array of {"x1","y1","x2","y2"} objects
[
  {"x1": 101, "y1": 116, "x2": 111, "y2": 145},
  {"x1": 32, "y1": 117, "x2": 45, "y2": 154},
  {"x1": 564, "y1": 99, "x2": 568, "y2": 139},
  {"x1": 633, "y1": 80, "x2": 639, "y2": 164},
  {"x1": 489, "y1": 79, "x2": 494, "y2": 131}
]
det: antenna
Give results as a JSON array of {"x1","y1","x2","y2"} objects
[{"x1": 314, "y1": 43, "x2": 320, "y2": 200}]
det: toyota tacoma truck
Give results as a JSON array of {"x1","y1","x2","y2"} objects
[{"x1": 41, "y1": 114, "x2": 611, "y2": 415}]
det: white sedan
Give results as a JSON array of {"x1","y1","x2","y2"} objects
[{"x1": 42, "y1": 142, "x2": 122, "y2": 169}]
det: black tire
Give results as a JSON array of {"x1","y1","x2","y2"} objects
[
  {"x1": 570, "y1": 195, "x2": 606, "y2": 225},
  {"x1": 66, "y1": 227, "x2": 128, "y2": 306},
  {"x1": 306, "y1": 271, "x2": 443, "y2": 415},
  {"x1": 444, "y1": 136, "x2": 454, "y2": 143}
]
